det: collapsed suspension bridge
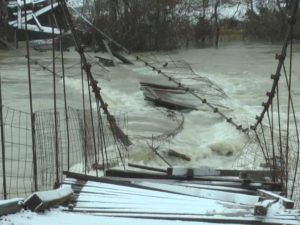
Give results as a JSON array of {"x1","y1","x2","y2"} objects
[{"x1": 0, "y1": 0, "x2": 299, "y2": 213}]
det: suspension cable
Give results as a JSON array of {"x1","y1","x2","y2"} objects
[
  {"x1": 60, "y1": 0, "x2": 131, "y2": 148},
  {"x1": 251, "y1": 0, "x2": 300, "y2": 130}
]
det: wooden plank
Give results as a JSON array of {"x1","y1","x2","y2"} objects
[
  {"x1": 168, "y1": 149, "x2": 191, "y2": 161},
  {"x1": 0, "y1": 38, "x2": 16, "y2": 50},
  {"x1": 142, "y1": 91, "x2": 197, "y2": 110},
  {"x1": 64, "y1": 170, "x2": 281, "y2": 193},
  {"x1": 219, "y1": 169, "x2": 274, "y2": 180},
  {"x1": 130, "y1": 181, "x2": 259, "y2": 205},
  {"x1": 105, "y1": 169, "x2": 276, "y2": 184},
  {"x1": 142, "y1": 87, "x2": 160, "y2": 100},
  {"x1": 63, "y1": 209, "x2": 300, "y2": 225},
  {"x1": 168, "y1": 167, "x2": 221, "y2": 177},
  {"x1": 8, "y1": 3, "x2": 59, "y2": 26},
  {"x1": 103, "y1": 40, "x2": 116, "y2": 66},
  {"x1": 111, "y1": 50, "x2": 133, "y2": 64},
  {"x1": 10, "y1": 23, "x2": 60, "y2": 34},
  {"x1": 258, "y1": 189, "x2": 294, "y2": 209},
  {"x1": 168, "y1": 167, "x2": 273, "y2": 180},
  {"x1": 140, "y1": 84, "x2": 198, "y2": 110},
  {"x1": 105, "y1": 169, "x2": 172, "y2": 180},
  {"x1": 94, "y1": 56, "x2": 114, "y2": 67},
  {"x1": 61, "y1": 174, "x2": 299, "y2": 225},
  {"x1": 96, "y1": 176, "x2": 267, "y2": 191},
  {"x1": 63, "y1": 171, "x2": 132, "y2": 186},
  {"x1": 128, "y1": 163, "x2": 167, "y2": 173},
  {"x1": 254, "y1": 200, "x2": 270, "y2": 216},
  {"x1": 140, "y1": 82, "x2": 187, "y2": 91},
  {"x1": 8, "y1": 0, "x2": 48, "y2": 8}
]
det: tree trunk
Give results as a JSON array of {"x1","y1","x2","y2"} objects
[
  {"x1": 214, "y1": 0, "x2": 220, "y2": 48},
  {"x1": 250, "y1": 0, "x2": 254, "y2": 12}
]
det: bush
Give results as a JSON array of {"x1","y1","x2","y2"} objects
[{"x1": 244, "y1": 7, "x2": 288, "y2": 42}]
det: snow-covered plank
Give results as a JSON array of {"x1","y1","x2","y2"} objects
[
  {"x1": 76, "y1": 181, "x2": 211, "y2": 201},
  {"x1": 8, "y1": 3, "x2": 59, "y2": 26},
  {"x1": 8, "y1": 0, "x2": 49, "y2": 8},
  {"x1": 10, "y1": 23, "x2": 60, "y2": 34},
  {"x1": 130, "y1": 181, "x2": 259, "y2": 205},
  {"x1": 67, "y1": 211, "x2": 300, "y2": 225},
  {"x1": 127, "y1": 163, "x2": 167, "y2": 173},
  {"x1": 169, "y1": 167, "x2": 220, "y2": 177},
  {"x1": 24, "y1": 187, "x2": 73, "y2": 212},
  {"x1": 0, "y1": 198, "x2": 23, "y2": 216},
  {"x1": 63, "y1": 176, "x2": 259, "y2": 204},
  {"x1": 175, "y1": 182, "x2": 256, "y2": 195},
  {"x1": 0, "y1": 210, "x2": 250, "y2": 225},
  {"x1": 61, "y1": 174, "x2": 300, "y2": 225},
  {"x1": 258, "y1": 189, "x2": 294, "y2": 209},
  {"x1": 71, "y1": 199, "x2": 250, "y2": 215},
  {"x1": 68, "y1": 180, "x2": 254, "y2": 216}
]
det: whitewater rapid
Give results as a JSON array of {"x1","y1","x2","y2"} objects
[{"x1": 1, "y1": 41, "x2": 300, "y2": 169}]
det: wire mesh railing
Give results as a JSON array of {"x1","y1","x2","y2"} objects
[{"x1": 234, "y1": 129, "x2": 300, "y2": 208}]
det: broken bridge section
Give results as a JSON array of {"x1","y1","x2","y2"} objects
[
  {"x1": 61, "y1": 168, "x2": 300, "y2": 225},
  {"x1": 7, "y1": 0, "x2": 60, "y2": 34}
]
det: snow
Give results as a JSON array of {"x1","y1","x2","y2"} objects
[
  {"x1": 0, "y1": 209, "x2": 239, "y2": 225},
  {"x1": 0, "y1": 198, "x2": 23, "y2": 206},
  {"x1": 24, "y1": 187, "x2": 73, "y2": 204},
  {"x1": 67, "y1": 0, "x2": 84, "y2": 9},
  {"x1": 1, "y1": 203, "x2": 299, "y2": 225},
  {"x1": 218, "y1": 3, "x2": 249, "y2": 21},
  {"x1": 1, "y1": 178, "x2": 299, "y2": 225}
]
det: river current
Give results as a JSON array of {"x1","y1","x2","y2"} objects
[{"x1": 0, "y1": 41, "x2": 300, "y2": 169}]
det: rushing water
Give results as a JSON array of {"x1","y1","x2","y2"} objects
[{"x1": 0, "y1": 41, "x2": 300, "y2": 169}]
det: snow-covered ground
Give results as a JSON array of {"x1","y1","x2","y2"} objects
[{"x1": 0, "y1": 209, "x2": 238, "y2": 225}]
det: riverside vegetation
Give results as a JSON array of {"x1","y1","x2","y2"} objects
[{"x1": 79, "y1": 0, "x2": 300, "y2": 51}]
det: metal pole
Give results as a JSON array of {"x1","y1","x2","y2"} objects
[
  {"x1": 50, "y1": 0, "x2": 60, "y2": 187},
  {"x1": 80, "y1": 61, "x2": 88, "y2": 175},
  {"x1": 0, "y1": 76, "x2": 7, "y2": 199},
  {"x1": 87, "y1": 78, "x2": 98, "y2": 177},
  {"x1": 24, "y1": 0, "x2": 38, "y2": 191},
  {"x1": 59, "y1": 22, "x2": 70, "y2": 171},
  {"x1": 32, "y1": 113, "x2": 37, "y2": 190}
]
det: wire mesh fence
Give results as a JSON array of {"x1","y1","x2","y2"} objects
[
  {"x1": 0, "y1": 105, "x2": 128, "y2": 199},
  {"x1": 0, "y1": 106, "x2": 34, "y2": 199},
  {"x1": 234, "y1": 129, "x2": 300, "y2": 208}
]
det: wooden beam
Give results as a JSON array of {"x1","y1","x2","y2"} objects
[
  {"x1": 0, "y1": 198, "x2": 23, "y2": 216},
  {"x1": 111, "y1": 50, "x2": 133, "y2": 64},
  {"x1": 24, "y1": 187, "x2": 73, "y2": 212},
  {"x1": 10, "y1": 23, "x2": 60, "y2": 34},
  {"x1": 8, "y1": 0, "x2": 48, "y2": 8},
  {"x1": 103, "y1": 40, "x2": 116, "y2": 66},
  {"x1": 9, "y1": 3, "x2": 59, "y2": 26},
  {"x1": 258, "y1": 189, "x2": 294, "y2": 209},
  {"x1": 167, "y1": 167, "x2": 274, "y2": 181},
  {"x1": 94, "y1": 56, "x2": 114, "y2": 67},
  {"x1": 0, "y1": 37, "x2": 16, "y2": 50},
  {"x1": 128, "y1": 163, "x2": 167, "y2": 173},
  {"x1": 64, "y1": 209, "x2": 300, "y2": 225}
]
